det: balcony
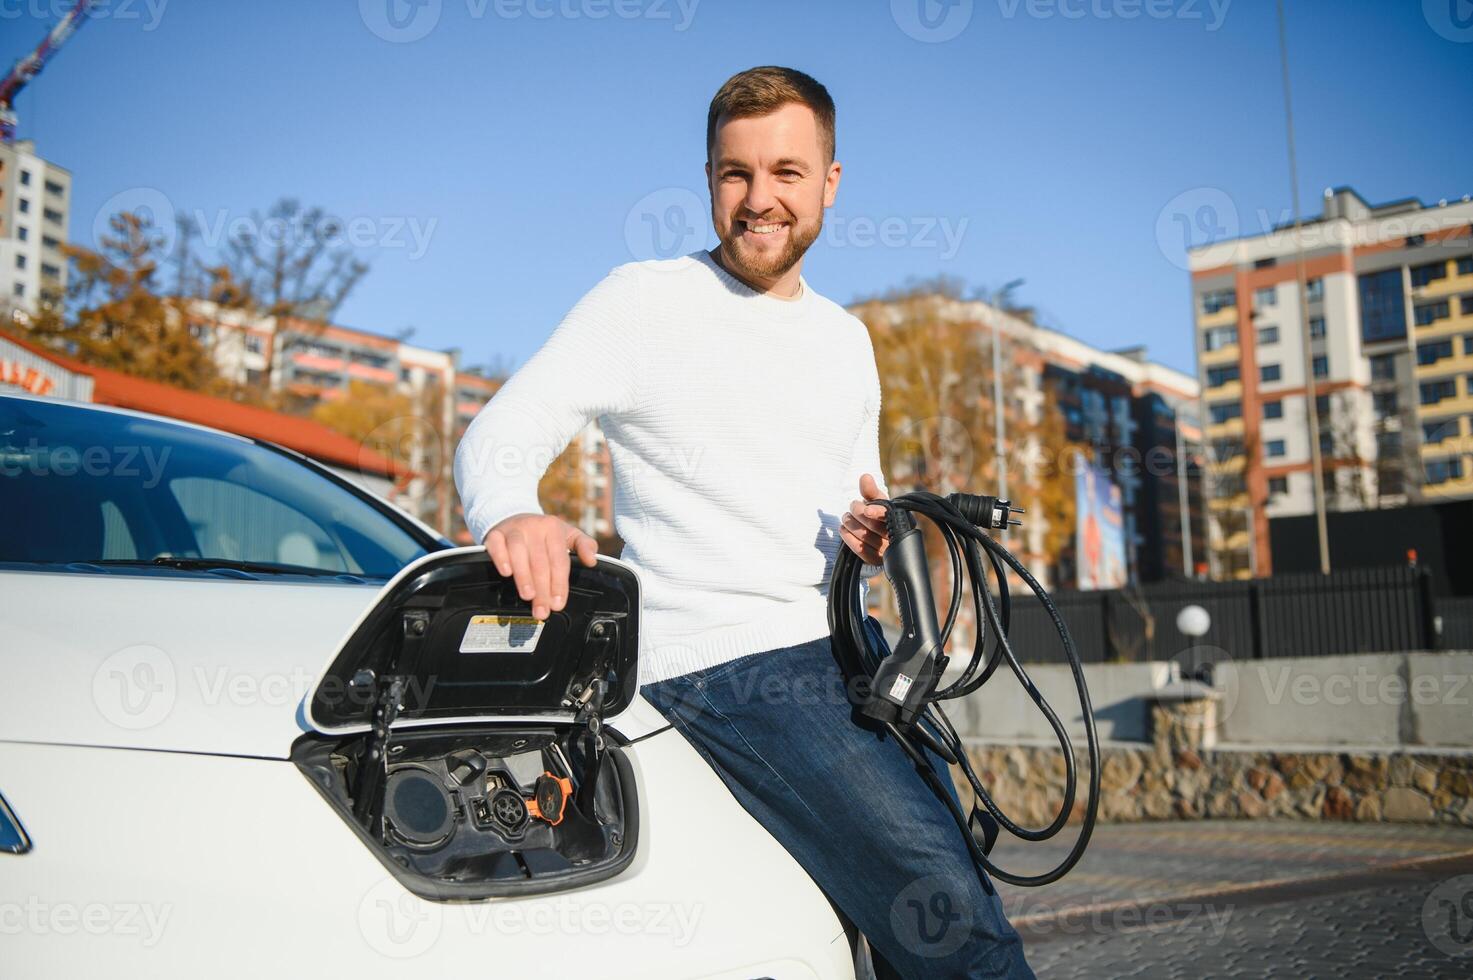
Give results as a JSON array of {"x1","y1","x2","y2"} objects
[
  {"x1": 1197, "y1": 305, "x2": 1239, "y2": 329},
  {"x1": 345, "y1": 361, "x2": 398, "y2": 385},
  {"x1": 1199, "y1": 344, "x2": 1240, "y2": 367},
  {"x1": 290, "y1": 350, "x2": 347, "y2": 373}
]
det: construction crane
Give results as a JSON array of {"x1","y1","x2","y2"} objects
[{"x1": 0, "y1": 0, "x2": 94, "y2": 144}]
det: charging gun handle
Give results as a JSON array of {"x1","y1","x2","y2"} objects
[{"x1": 864, "y1": 509, "x2": 944, "y2": 729}]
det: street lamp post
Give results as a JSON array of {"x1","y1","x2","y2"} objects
[{"x1": 990, "y1": 278, "x2": 1026, "y2": 505}]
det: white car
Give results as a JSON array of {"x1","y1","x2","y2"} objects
[{"x1": 0, "y1": 392, "x2": 860, "y2": 979}]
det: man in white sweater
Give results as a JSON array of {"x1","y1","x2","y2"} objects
[{"x1": 454, "y1": 66, "x2": 1032, "y2": 979}]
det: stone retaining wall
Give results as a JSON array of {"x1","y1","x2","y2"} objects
[{"x1": 952, "y1": 702, "x2": 1473, "y2": 827}]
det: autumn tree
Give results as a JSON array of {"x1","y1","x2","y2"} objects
[
  {"x1": 852, "y1": 283, "x2": 1081, "y2": 541},
  {"x1": 1027, "y1": 380, "x2": 1081, "y2": 564},
  {"x1": 851, "y1": 288, "x2": 998, "y2": 495},
  {"x1": 181, "y1": 199, "x2": 369, "y2": 322},
  {"x1": 537, "y1": 429, "x2": 591, "y2": 532},
  {"x1": 313, "y1": 380, "x2": 416, "y2": 457},
  {"x1": 18, "y1": 212, "x2": 221, "y2": 391}
]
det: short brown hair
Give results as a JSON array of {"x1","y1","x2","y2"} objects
[{"x1": 706, "y1": 66, "x2": 836, "y2": 165}]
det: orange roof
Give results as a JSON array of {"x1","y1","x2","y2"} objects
[{"x1": 3, "y1": 331, "x2": 408, "y2": 481}]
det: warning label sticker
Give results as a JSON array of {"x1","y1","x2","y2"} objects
[
  {"x1": 459, "y1": 614, "x2": 544, "y2": 654},
  {"x1": 888, "y1": 673, "x2": 913, "y2": 701}
]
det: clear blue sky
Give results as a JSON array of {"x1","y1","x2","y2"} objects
[{"x1": 5, "y1": 0, "x2": 1470, "y2": 374}]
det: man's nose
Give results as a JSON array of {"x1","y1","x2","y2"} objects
[{"x1": 742, "y1": 173, "x2": 778, "y2": 215}]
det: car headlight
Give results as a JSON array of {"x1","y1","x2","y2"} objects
[{"x1": 0, "y1": 792, "x2": 31, "y2": 855}]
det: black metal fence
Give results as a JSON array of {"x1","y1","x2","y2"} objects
[{"x1": 1005, "y1": 566, "x2": 1448, "y2": 664}]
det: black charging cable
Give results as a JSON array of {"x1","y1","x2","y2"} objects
[{"x1": 827, "y1": 490, "x2": 1100, "y2": 887}]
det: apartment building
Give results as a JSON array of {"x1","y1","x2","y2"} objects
[
  {"x1": 1189, "y1": 187, "x2": 1473, "y2": 578},
  {"x1": 850, "y1": 293, "x2": 1202, "y2": 588},
  {"x1": 0, "y1": 140, "x2": 70, "y2": 316},
  {"x1": 1042, "y1": 347, "x2": 1206, "y2": 584},
  {"x1": 1034, "y1": 336, "x2": 1203, "y2": 585}
]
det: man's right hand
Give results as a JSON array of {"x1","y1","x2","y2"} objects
[{"x1": 483, "y1": 514, "x2": 600, "y2": 621}]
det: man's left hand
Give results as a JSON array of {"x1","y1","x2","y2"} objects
[{"x1": 840, "y1": 472, "x2": 889, "y2": 565}]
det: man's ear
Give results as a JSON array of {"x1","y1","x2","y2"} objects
[{"x1": 823, "y1": 160, "x2": 842, "y2": 208}]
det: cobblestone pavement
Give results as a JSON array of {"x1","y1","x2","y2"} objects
[{"x1": 985, "y1": 821, "x2": 1473, "y2": 978}]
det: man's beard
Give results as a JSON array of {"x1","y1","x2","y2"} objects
[{"x1": 717, "y1": 211, "x2": 823, "y2": 282}]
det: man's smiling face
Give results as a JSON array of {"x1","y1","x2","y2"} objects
[{"x1": 706, "y1": 102, "x2": 841, "y2": 290}]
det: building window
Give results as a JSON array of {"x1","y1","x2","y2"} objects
[
  {"x1": 1423, "y1": 419, "x2": 1458, "y2": 444},
  {"x1": 42, "y1": 208, "x2": 63, "y2": 225},
  {"x1": 1465, "y1": 334, "x2": 1473, "y2": 357},
  {"x1": 1309, "y1": 316, "x2": 1326, "y2": 338},
  {"x1": 1268, "y1": 476, "x2": 1289, "y2": 496},
  {"x1": 1319, "y1": 430, "x2": 1333, "y2": 455},
  {"x1": 1459, "y1": 256, "x2": 1473, "y2": 276},
  {"x1": 1421, "y1": 379, "x2": 1457, "y2": 405},
  {"x1": 1206, "y1": 364, "x2": 1240, "y2": 388},
  {"x1": 1254, "y1": 257, "x2": 1277, "y2": 269},
  {"x1": 1411, "y1": 261, "x2": 1448, "y2": 288},
  {"x1": 1418, "y1": 339, "x2": 1455, "y2": 366},
  {"x1": 1203, "y1": 325, "x2": 1238, "y2": 351},
  {"x1": 1265, "y1": 439, "x2": 1287, "y2": 458},
  {"x1": 1254, "y1": 286, "x2": 1277, "y2": 309},
  {"x1": 41, "y1": 235, "x2": 59, "y2": 250},
  {"x1": 16, "y1": 226, "x2": 27, "y2": 242},
  {"x1": 1425, "y1": 457, "x2": 1464, "y2": 486},
  {"x1": 43, "y1": 180, "x2": 64, "y2": 197},
  {"x1": 12, "y1": 283, "x2": 24, "y2": 298},
  {"x1": 1369, "y1": 353, "x2": 1398, "y2": 381},
  {"x1": 1316, "y1": 393, "x2": 1330, "y2": 417},
  {"x1": 1312, "y1": 356, "x2": 1329, "y2": 378},
  {"x1": 1201, "y1": 288, "x2": 1236, "y2": 314},
  {"x1": 1209, "y1": 401, "x2": 1242, "y2": 424},
  {"x1": 1463, "y1": 295, "x2": 1473, "y2": 316},
  {"x1": 1263, "y1": 401, "x2": 1284, "y2": 420},
  {"x1": 19, "y1": 169, "x2": 31, "y2": 186},
  {"x1": 1359, "y1": 268, "x2": 1406, "y2": 343},
  {"x1": 14, "y1": 254, "x2": 25, "y2": 270},
  {"x1": 1260, "y1": 364, "x2": 1282, "y2": 382},
  {"x1": 40, "y1": 263, "x2": 59, "y2": 280},
  {"x1": 1415, "y1": 301, "x2": 1451, "y2": 327},
  {"x1": 1306, "y1": 278, "x2": 1323, "y2": 301},
  {"x1": 18, "y1": 198, "x2": 30, "y2": 214},
  {"x1": 245, "y1": 336, "x2": 263, "y2": 355},
  {"x1": 1373, "y1": 390, "x2": 1398, "y2": 419},
  {"x1": 1257, "y1": 325, "x2": 1279, "y2": 345}
]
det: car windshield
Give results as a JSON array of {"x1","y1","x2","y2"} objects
[{"x1": 0, "y1": 397, "x2": 432, "y2": 580}]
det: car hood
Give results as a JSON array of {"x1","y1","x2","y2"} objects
[{"x1": 0, "y1": 555, "x2": 669, "y2": 759}]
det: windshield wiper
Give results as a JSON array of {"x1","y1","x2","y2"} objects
[{"x1": 88, "y1": 557, "x2": 358, "y2": 578}]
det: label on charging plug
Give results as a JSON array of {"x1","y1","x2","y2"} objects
[
  {"x1": 888, "y1": 673, "x2": 914, "y2": 701},
  {"x1": 459, "y1": 614, "x2": 543, "y2": 653}
]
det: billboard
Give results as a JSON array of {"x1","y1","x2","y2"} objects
[{"x1": 1075, "y1": 454, "x2": 1127, "y2": 591}]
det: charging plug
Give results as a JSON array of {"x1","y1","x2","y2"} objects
[{"x1": 865, "y1": 506, "x2": 943, "y2": 729}]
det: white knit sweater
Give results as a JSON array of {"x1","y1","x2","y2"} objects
[{"x1": 453, "y1": 249, "x2": 888, "y2": 686}]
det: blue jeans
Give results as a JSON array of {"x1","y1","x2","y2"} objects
[{"x1": 639, "y1": 617, "x2": 1034, "y2": 980}]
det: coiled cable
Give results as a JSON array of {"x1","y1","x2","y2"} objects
[{"x1": 827, "y1": 489, "x2": 1100, "y2": 887}]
